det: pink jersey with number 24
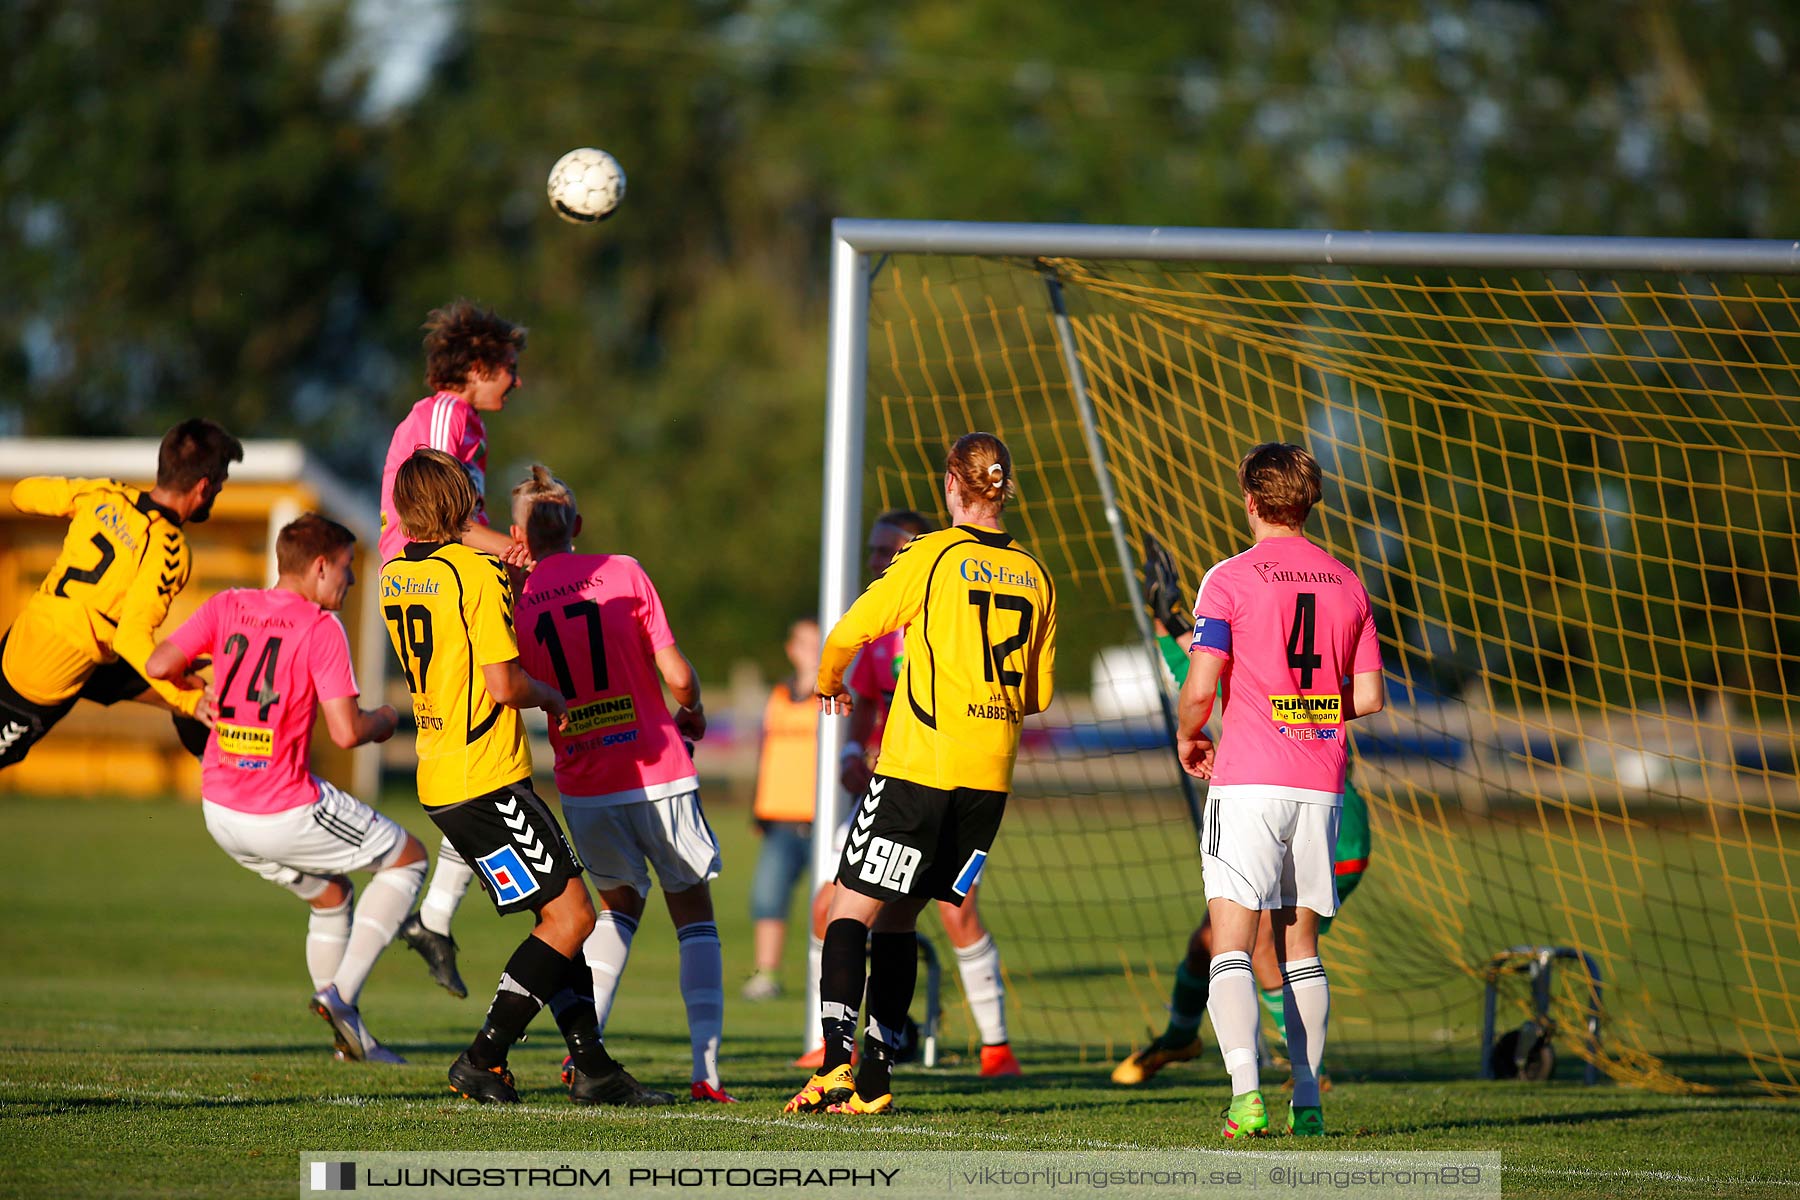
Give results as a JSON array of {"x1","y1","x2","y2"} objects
[
  {"x1": 1189, "y1": 535, "x2": 1382, "y2": 806},
  {"x1": 515, "y1": 552, "x2": 698, "y2": 807},
  {"x1": 164, "y1": 588, "x2": 361, "y2": 815}
]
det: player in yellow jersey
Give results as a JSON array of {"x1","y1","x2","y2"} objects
[
  {"x1": 786, "y1": 433, "x2": 1056, "y2": 1115},
  {"x1": 0, "y1": 419, "x2": 242, "y2": 768},
  {"x1": 381, "y1": 449, "x2": 671, "y2": 1107}
]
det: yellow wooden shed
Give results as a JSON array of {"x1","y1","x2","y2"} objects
[{"x1": 0, "y1": 439, "x2": 385, "y2": 800}]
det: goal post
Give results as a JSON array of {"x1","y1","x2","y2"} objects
[{"x1": 809, "y1": 219, "x2": 1800, "y2": 1093}]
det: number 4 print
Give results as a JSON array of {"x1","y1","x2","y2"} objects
[{"x1": 1287, "y1": 592, "x2": 1323, "y2": 689}]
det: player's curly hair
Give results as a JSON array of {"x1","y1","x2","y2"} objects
[
  {"x1": 510, "y1": 464, "x2": 578, "y2": 556},
  {"x1": 1238, "y1": 442, "x2": 1323, "y2": 528},
  {"x1": 392, "y1": 448, "x2": 477, "y2": 543},
  {"x1": 946, "y1": 432, "x2": 1016, "y2": 510},
  {"x1": 422, "y1": 300, "x2": 527, "y2": 392}
]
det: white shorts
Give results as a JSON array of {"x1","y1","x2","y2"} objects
[
  {"x1": 202, "y1": 780, "x2": 408, "y2": 901},
  {"x1": 563, "y1": 791, "x2": 722, "y2": 898},
  {"x1": 1200, "y1": 794, "x2": 1340, "y2": 916}
]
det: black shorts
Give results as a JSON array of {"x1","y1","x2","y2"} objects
[
  {"x1": 426, "y1": 778, "x2": 585, "y2": 916},
  {"x1": 836, "y1": 774, "x2": 1007, "y2": 906},
  {"x1": 0, "y1": 632, "x2": 154, "y2": 769}
]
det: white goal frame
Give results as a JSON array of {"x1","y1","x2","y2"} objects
[{"x1": 803, "y1": 218, "x2": 1800, "y2": 1049}]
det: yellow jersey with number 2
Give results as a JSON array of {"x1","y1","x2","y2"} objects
[
  {"x1": 3, "y1": 476, "x2": 198, "y2": 714},
  {"x1": 379, "y1": 541, "x2": 531, "y2": 808},
  {"x1": 818, "y1": 524, "x2": 1056, "y2": 793}
]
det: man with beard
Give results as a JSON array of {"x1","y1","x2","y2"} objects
[{"x1": 0, "y1": 418, "x2": 242, "y2": 768}]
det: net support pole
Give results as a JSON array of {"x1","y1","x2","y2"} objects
[
  {"x1": 1043, "y1": 271, "x2": 1207, "y2": 837},
  {"x1": 804, "y1": 231, "x2": 871, "y2": 1050}
]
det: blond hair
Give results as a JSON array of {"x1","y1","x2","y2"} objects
[
  {"x1": 946, "y1": 432, "x2": 1015, "y2": 509},
  {"x1": 392, "y1": 448, "x2": 478, "y2": 543},
  {"x1": 1238, "y1": 442, "x2": 1323, "y2": 528},
  {"x1": 511, "y1": 464, "x2": 578, "y2": 556}
]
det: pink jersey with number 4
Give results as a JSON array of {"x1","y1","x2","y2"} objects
[
  {"x1": 515, "y1": 552, "x2": 698, "y2": 807},
  {"x1": 378, "y1": 392, "x2": 490, "y2": 562},
  {"x1": 164, "y1": 588, "x2": 361, "y2": 815},
  {"x1": 1190, "y1": 535, "x2": 1382, "y2": 805}
]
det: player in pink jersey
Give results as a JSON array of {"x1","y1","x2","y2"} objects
[
  {"x1": 146, "y1": 515, "x2": 428, "y2": 1065},
  {"x1": 801, "y1": 509, "x2": 1020, "y2": 1077},
  {"x1": 1176, "y1": 443, "x2": 1385, "y2": 1140},
  {"x1": 508, "y1": 466, "x2": 733, "y2": 1103},
  {"x1": 378, "y1": 301, "x2": 534, "y2": 1000}
]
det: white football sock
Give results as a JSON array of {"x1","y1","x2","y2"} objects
[
  {"x1": 583, "y1": 909, "x2": 638, "y2": 1034},
  {"x1": 678, "y1": 920, "x2": 725, "y2": 1088},
  {"x1": 1281, "y1": 957, "x2": 1331, "y2": 1108},
  {"x1": 333, "y1": 860, "x2": 425, "y2": 1005},
  {"x1": 954, "y1": 933, "x2": 1008, "y2": 1044},
  {"x1": 418, "y1": 837, "x2": 473, "y2": 937},
  {"x1": 306, "y1": 897, "x2": 352, "y2": 991},
  {"x1": 1207, "y1": 950, "x2": 1261, "y2": 1095}
]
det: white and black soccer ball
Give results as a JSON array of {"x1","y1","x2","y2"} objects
[{"x1": 546, "y1": 148, "x2": 625, "y2": 224}]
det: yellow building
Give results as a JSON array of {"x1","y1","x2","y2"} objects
[{"x1": 0, "y1": 439, "x2": 385, "y2": 800}]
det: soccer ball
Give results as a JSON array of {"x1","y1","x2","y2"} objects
[{"x1": 547, "y1": 148, "x2": 625, "y2": 224}]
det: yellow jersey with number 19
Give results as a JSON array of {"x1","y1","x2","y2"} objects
[
  {"x1": 379, "y1": 541, "x2": 531, "y2": 808},
  {"x1": 818, "y1": 524, "x2": 1056, "y2": 793}
]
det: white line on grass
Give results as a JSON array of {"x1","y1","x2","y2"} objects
[
  {"x1": 1505, "y1": 1165, "x2": 1800, "y2": 1189},
  {"x1": 7, "y1": 1079, "x2": 1799, "y2": 1190},
  {"x1": 657, "y1": 1109, "x2": 1173, "y2": 1152}
]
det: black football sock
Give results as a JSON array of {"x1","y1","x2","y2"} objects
[
  {"x1": 858, "y1": 930, "x2": 918, "y2": 1099},
  {"x1": 466, "y1": 934, "x2": 568, "y2": 1069},
  {"x1": 548, "y1": 950, "x2": 620, "y2": 1077},
  {"x1": 819, "y1": 918, "x2": 869, "y2": 1072}
]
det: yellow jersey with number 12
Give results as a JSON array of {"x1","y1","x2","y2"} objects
[
  {"x1": 818, "y1": 524, "x2": 1056, "y2": 793},
  {"x1": 379, "y1": 541, "x2": 531, "y2": 808}
]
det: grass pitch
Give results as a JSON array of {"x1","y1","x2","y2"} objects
[{"x1": 2, "y1": 793, "x2": 1797, "y2": 1199}]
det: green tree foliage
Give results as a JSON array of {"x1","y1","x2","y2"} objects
[{"x1": 5, "y1": 0, "x2": 1798, "y2": 675}]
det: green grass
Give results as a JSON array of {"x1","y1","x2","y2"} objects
[{"x1": 2, "y1": 793, "x2": 1798, "y2": 1199}]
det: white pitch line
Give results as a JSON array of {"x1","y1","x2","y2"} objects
[
  {"x1": 7, "y1": 1078, "x2": 1800, "y2": 1190},
  {"x1": 1505, "y1": 1164, "x2": 1800, "y2": 1189},
  {"x1": 658, "y1": 1109, "x2": 1170, "y2": 1152}
]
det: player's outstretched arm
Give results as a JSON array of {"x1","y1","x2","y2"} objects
[
  {"x1": 9, "y1": 477, "x2": 81, "y2": 517},
  {"x1": 817, "y1": 543, "x2": 928, "y2": 710},
  {"x1": 481, "y1": 658, "x2": 570, "y2": 731},
  {"x1": 320, "y1": 695, "x2": 400, "y2": 749},
  {"x1": 146, "y1": 629, "x2": 216, "y2": 734},
  {"x1": 1176, "y1": 649, "x2": 1225, "y2": 779},
  {"x1": 654, "y1": 644, "x2": 705, "y2": 741},
  {"x1": 462, "y1": 522, "x2": 532, "y2": 569},
  {"x1": 1343, "y1": 669, "x2": 1386, "y2": 721}
]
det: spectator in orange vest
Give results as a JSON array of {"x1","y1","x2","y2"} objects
[{"x1": 741, "y1": 618, "x2": 822, "y2": 1000}]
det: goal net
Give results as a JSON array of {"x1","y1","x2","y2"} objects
[{"x1": 814, "y1": 223, "x2": 1800, "y2": 1096}]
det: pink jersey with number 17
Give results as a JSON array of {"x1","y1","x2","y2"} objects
[
  {"x1": 514, "y1": 552, "x2": 698, "y2": 807},
  {"x1": 163, "y1": 587, "x2": 361, "y2": 815},
  {"x1": 1189, "y1": 534, "x2": 1382, "y2": 806}
]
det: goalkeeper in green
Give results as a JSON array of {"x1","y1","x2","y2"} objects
[{"x1": 1111, "y1": 536, "x2": 1371, "y2": 1087}]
